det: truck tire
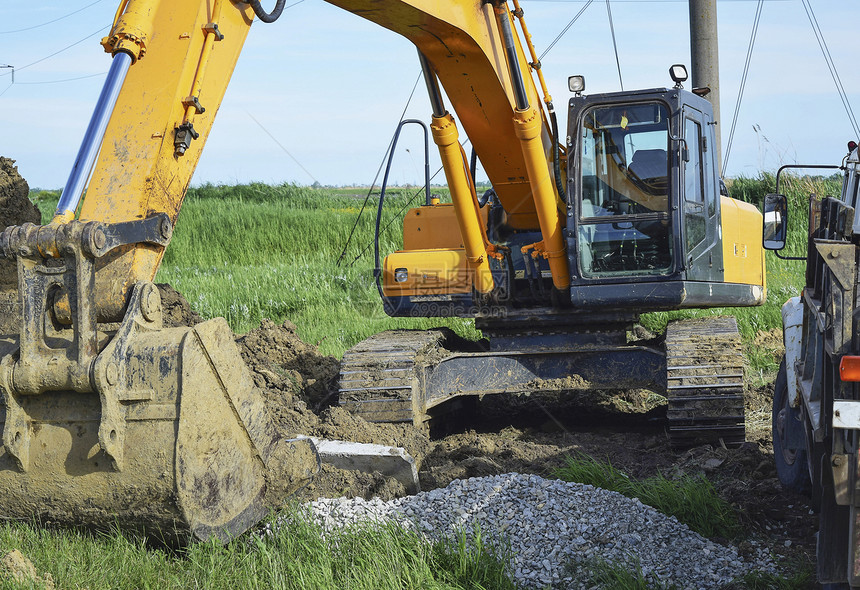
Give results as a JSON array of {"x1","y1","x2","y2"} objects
[{"x1": 772, "y1": 359, "x2": 811, "y2": 494}]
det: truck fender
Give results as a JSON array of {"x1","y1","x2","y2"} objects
[{"x1": 782, "y1": 296, "x2": 804, "y2": 407}]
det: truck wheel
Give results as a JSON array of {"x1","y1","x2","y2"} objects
[{"x1": 773, "y1": 359, "x2": 812, "y2": 494}]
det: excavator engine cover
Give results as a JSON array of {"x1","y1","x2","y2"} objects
[{"x1": 0, "y1": 220, "x2": 317, "y2": 543}]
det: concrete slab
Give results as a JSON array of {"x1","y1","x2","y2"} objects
[{"x1": 296, "y1": 436, "x2": 419, "y2": 494}]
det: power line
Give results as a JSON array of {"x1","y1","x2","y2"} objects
[
  {"x1": 723, "y1": 0, "x2": 763, "y2": 175},
  {"x1": 800, "y1": 0, "x2": 860, "y2": 139},
  {"x1": 539, "y1": 0, "x2": 594, "y2": 60},
  {"x1": 16, "y1": 72, "x2": 107, "y2": 85},
  {"x1": 605, "y1": 0, "x2": 623, "y2": 90},
  {"x1": 337, "y1": 71, "x2": 424, "y2": 266},
  {"x1": 0, "y1": 0, "x2": 107, "y2": 34},
  {"x1": 0, "y1": 26, "x2": 108, "y2": 77},
  {"x1": 247, "y1": 111, "x2": 319, "y2": 184}
]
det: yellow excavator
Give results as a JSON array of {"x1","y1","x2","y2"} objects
[{"x1": 0, "y1": 0, "x2": 766, "y2": 542}]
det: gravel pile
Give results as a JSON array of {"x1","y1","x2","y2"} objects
[{"x1": 283, "y1": 473, "x2": 777, "y2": 589}]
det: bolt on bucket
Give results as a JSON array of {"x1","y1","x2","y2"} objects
[{"x1": 0, "y1": 278, "x2": 318, "y2": 544}]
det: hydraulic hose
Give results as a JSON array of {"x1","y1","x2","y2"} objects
[
  {"x1": 549, "y1": 109, "x2": 566, "y2": 202},
  {"x1": 477, "y1": 188, "x2": 495, "y2": 208},
  {"x1": 248, "y1": 0, "x2": 286, "y2": 23},
  {"x1": 469, "y1": 148, "x2": 477, "y2": 187},
  {"x1": 374, "y1": 119, "x2": 430, "y2": 298}
]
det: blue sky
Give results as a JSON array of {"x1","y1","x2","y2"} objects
[{"x1": 1, "y1": 0, "x2": 857, "y2": 189}]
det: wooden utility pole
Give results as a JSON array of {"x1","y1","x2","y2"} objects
[{"x1": 689, "y1": 0, "x2": 722, "y2": 170}]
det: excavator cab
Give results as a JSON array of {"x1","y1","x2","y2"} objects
[
  {"x1": 574, "y1": 100, "x2": 672, "y2": 277},
  {"x1": 565, "y1": 87, "x2": 764, "y2": 311},
  {"x1": 379, "y1": 85, "x2": 765, "y2": 316}
]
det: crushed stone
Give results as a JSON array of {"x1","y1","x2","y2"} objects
[{"x1": 281, "y1": 473, "x2": 778, "y2": 590}]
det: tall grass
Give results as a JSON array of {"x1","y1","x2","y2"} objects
[
  {"x1": 0, "y1": 506, "x2": 521, "y2": 589},
  {"x1": 553, "y1": 452, "x2": 741, "y2": 539},
  {"x1": 153, "y1": 183, "x2": 480, "y2": 356}
]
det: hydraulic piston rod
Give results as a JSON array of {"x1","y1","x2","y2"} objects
[{"x1": 53, "y1": 52, "x2": 133, "y2": 224}]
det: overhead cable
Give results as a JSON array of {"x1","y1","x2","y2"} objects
[
  {"x1": 247, "y1": 111, "x2": 320, "y2": 184},
  {"x1": 605, "y1": 0, "x2": 623, "y2": 90},
  {"x1": 16, "y1": 72, "x2": 107, "y2": 85},
  {"x1": 0, "y1": 26, "x2": 108, "y2": 78},
  {"x1": 800, "y1": 0, "x2": 860, "y2": 139},
  {"x1": 0, "y1": 0, "x2": 106, "y2": 34},
  {"x1": 336, "y1": 71, "x2": 424, "y2": 266},
  {"x1": 723, "y1": 0, "x2": 763, "y2": 175},
  {"x1": 539, "y1": 0, "x2": 594, "y2": 60}
]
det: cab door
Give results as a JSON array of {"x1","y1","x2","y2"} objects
[{"x1": 682, "y1": 107, "x2": 721, "y2": 281}]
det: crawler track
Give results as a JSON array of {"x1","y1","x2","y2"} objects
[
  {"x1": 665, "y1": 317, "x2": 746, "y2": 448},
  {"x1": 338, "y1": 330, "x2": 448, "y2": 426}
]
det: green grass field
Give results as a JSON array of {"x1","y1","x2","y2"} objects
[{"x1": 159, "y1": 183, "x2": 482, "y2": 356}]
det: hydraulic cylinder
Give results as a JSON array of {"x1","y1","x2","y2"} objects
[
  {"x1": 513, "y1": 107, "x2": 570, "y2": 290},
  {"x1": 430, "y1": 114, "x2": 495, "y2": 295}
]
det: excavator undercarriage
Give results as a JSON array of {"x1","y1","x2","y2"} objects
[{"x1": 340, "y1": 313, "x2": 746, "y2": 448}]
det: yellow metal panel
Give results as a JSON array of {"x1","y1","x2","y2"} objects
[
  {"x1": 80, "y1": 2, "x2": 254, "y2": 316},
  {"x1": 720, "y1": 196, "x2": 766, "y2": 288},
  {"x1": 382, "y1": 248, "x2": 472, "y2": 297},
  {"x1": 325, "y1": 0, "x2": 555, "y2": 230},
  {"x1": 403, "y1": 203, "x2": 488, "y2": 250}
]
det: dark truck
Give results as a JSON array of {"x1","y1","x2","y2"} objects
[{"x1": 766, "y1": 144, "x2": 860, "y2": 587}]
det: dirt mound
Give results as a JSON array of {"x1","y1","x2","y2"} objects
[
  {"x1": 157, "y1": 283, "x2": 203, "y2": 328},
  {"x1": 238, "y1": 318, "x2": 340, "y2": 410},
  {"x1": 0, "y1": 158, "x2": 40, "y2": 288},
  {"x1": 233, "y1": 318, "x2": 431, "y2": 501},
  {"x1": 1, "y1": 550, "x2": 54, "y2": 589},
  {"x1": 297, "y1": 463, "x2": 407, "y2": 502},
  {"x1": 0, "y1": 158, "x2": 38, "y2": 227}
]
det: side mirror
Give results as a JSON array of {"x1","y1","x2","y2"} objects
[{"x1": 763, "y1": 193, "x2": 787, "y2": 250}]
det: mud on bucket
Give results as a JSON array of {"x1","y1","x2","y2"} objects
[{"x1": 0, "y1": 283, "x2": 318, "y2": 545}]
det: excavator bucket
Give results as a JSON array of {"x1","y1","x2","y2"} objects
[{"x1": 0, "y1": 219, "x2": 318, "y2": 544}]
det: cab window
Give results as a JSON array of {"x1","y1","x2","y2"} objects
[{"x1": 578, "y1": 102, "x2": 673, "y2": 277}]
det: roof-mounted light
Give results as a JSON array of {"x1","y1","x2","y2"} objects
[
  {"x1": 669, "y1": 64, "x2": 688, "y2": 88},
  {"x1": 568, "y1": 75, "x2": 585, "y2": 96}
]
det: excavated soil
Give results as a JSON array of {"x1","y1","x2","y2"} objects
[
  {"x1": 0, "y1": 170, "x2": 817, "y2": 582},
  {"x1": 0, "y1": 158, "x2": 40, "y2": 292},
  {"x1": 0, "y1": 549, "x2": 54, "y2": 589}
]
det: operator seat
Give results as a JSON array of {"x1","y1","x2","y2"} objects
[
  {"x1": 628, "y1": 149, "x2": 668, "y2": 198},
  {"x1": 628, "y1": 149, "x2": 667, "y2": 182}
]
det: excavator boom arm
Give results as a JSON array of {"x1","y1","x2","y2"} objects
[{"x1": 71, "y1": 0, "x2": 565, "y2": 319}]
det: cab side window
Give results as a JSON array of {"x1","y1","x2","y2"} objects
[{"x1": 684, "y1": 119, "x2": 705, "y2": 250}]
